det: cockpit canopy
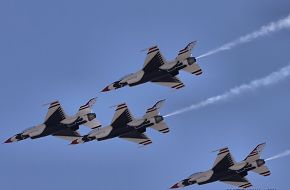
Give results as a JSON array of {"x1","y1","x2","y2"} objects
[
  {"x1": 22, "y1": 126, "x2": 36, "y2": 133},
  {"x1": 188, "y1": 172, "x2": 203, "y2": 179},
  {"x1": 119, "y1": 73, "x2": 134, "y2": 80}
]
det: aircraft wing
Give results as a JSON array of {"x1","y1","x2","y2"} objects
[
  {"x1": 52, "y1": 128, "x2": 81, "y2": 141},
  {"x1": 143, "y1": 46, "x2": 166, "y2": 73},
  {"x1": 220, "y1": 176, "x2": 252, "y2": 189},
  {"x1": 119, "y1": 131, "x2": 152, "y2": 146},
  {"x1": 111, "y1": 103, "x2": 134, "y2": 128},
  {"x1": 44, "y1": 101, "x2": 67, "y2": 126},
  {"x1": 252, "y1": 165, "x2": 271, "y2": 176},
  {"x1": 151, "y1": 75, "x2": 185, "y2": 90},
  {"x1": 212, "y1": 147, "x2": 236, "y2": 171}
]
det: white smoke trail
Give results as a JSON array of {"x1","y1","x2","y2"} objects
[
  {"x1": 197, "y1": 14, "x2": 290, "y2": 59},
  {"x1": 164, "y1": 64, "x2": 290, "y2": 118},
  {"x1": 266, "y1": 150, "x2": 290, "y2": 161}
]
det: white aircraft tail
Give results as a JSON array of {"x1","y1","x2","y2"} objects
[
  {"x1": 77, "y1": 98, "x2": 101, "y2": 129},
  {"x1": 176, "y1": 41, "x2": 197, "y2": 61},
  {"x1": 143, "y1": 99, "x2": 165, "y2": 119},
  {"x1": 243, "y1": 143, "x2": 271, "y2": 177},
  {"x1": 77, "y1": 98, "x2": 97, "y2": 116},
  {"x1": 244, "y1": 143, "x2": 266, "y2": 163},
  {"x1": 143, "y1": 100, "x2": 169, "y2": 134}
]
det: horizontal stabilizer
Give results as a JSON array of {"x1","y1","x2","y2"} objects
[
  {"x1": 182, "y1": 63, "x2": 202, "y2": 76},
  {"x1": 252, "y1": 165, "x2": 271, "y2": 176},
  {"x1": 151, "y1": 122, "x2": 169, "y2": 134}
]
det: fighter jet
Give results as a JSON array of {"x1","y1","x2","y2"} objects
[
  {"x1": 4, "y1": 98, "x2": 101, "y2": 143},
  {"x1": 102, "y1": 41, "x2": 202, "y2": 92},
  {"x1": 171, "y1": 143, "x2": 270, "y2": 189},
  {"x1": 70, "y1": 100, "x2": 169, "y2": 146}
]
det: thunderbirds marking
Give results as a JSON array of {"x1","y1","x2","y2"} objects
[
  {"x1": 71, "y1": 100, "x2": 169, "y2": 146},
  {"x1": 102, "y1": 41, "x2": 202, "y2": 92},
  {"x1": 171, "y1": 143, "x2": 270, "y2": 189},
  {"x1": 4, "y1": 98, "x2": 101, "y2": 143}
]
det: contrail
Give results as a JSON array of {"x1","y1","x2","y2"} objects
[
  {"x1": 266, "y1": 150, "x2": 290, "y2": 161},
  {"x1": 164, "y1": 64, "x2": 290, "y2": 118},
  {"x1": 197, "y1": 14, "x2": 290, "y2": 59}
]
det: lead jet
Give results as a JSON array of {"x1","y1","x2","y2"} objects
[
  {"x1": 70, "y1": 100, "x2": 169, "y2": 146},
  {"x1": 4, "y1": 98, "x2": 101, "y2": 143},
  {"x1": 102, "y1": 41, "x2": 202, "y2": 92},
  {"x1": 171, "y1": 143, "x2": 271, "y2": 189}
]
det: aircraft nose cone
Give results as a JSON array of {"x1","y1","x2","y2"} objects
[
  {"x1": 101, "y1": 85, "x2": 110, "y2": 92},
  {"x1": 4, "y1": 138, "x2": 13, "y2": 144},
  {"x1": 170, "y1": 183, "x2": 179, "y2": 189},
  {"x1": 70, "y1": 140, "x2": 79, "y2": 145}
]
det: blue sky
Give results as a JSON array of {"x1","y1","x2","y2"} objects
[{"x1": 1, "y1": 0, "x2": 290, "y2": 189}]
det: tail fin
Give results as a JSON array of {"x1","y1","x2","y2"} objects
[
  {"x1": 176, "y1": 41, "x2": 197, "y2": 61},
  {"x1": 77, "y1": 98, "x2": 97, "y2": 116},
  {"x1": 78, "y1": 98, "x2": 101, "y2": 129},
  {"x1": 244, "y1": 143, "x2": 271, "y2": 177},
  {"x1": 244, "y1": 143, "x2": 266, "y2": 163},
  {"x1": 143, "y1": 99, "x2": 165, "y2": 119},
  {"x1": 144, "y1": 100, "x2": 169, "y2": 134}
]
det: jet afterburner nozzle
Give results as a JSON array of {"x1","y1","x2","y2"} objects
[
  {"x1": 256, "y1": 159, "x2": 265, "y2": 167},
  {"x1": 87, "y1": 113, "x2": 96, "y2": 121},
  {"x1": 186, "y1": 57, "x2": 197, "y2": 65},
  {"x1": 154, "y1": 115, "x2": 164, "y2": 123}
]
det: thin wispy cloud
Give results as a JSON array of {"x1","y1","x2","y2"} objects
[
  {"x1": 266, "y1": 150, "x2": 290, "y2": 161},
  {"x1": 197, "y1": 14, "x2": 290, "y2": 59},
  {"x1": 164, "y1": 64, "x2": 290, "y2": 118}
]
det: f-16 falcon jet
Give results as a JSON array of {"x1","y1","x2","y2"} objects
[
  {"x1": 4, "y1": 98, "x2": 101, "y2": 143},
  {"x1": 70, "y1": 100, "x2": 169, "y2": 146},
  {"x1": 171, "y1": 143, "x2": 270, "y2": 189},
  {"x1": 102, "y1": 41, "x2": 202, "y2": 92}
]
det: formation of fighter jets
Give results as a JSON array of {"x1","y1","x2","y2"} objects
[{"x1": 4, "y1": 42, "x2": 271, "y2": 189}]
